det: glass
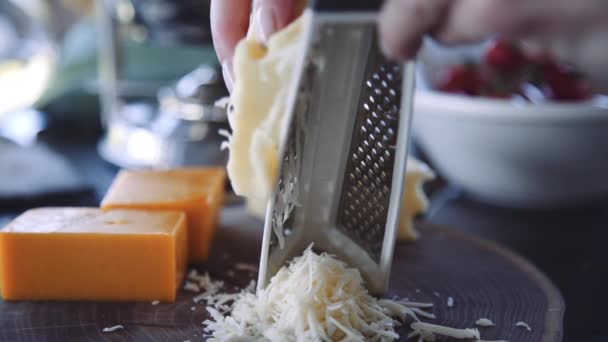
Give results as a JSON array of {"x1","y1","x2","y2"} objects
[{"x1": 0, "y1": 0, "x2": 56, "y2": 116}]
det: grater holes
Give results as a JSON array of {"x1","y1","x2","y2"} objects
[
  {"x1": 380, "y1": 170, "x2": 388, "y2": 182},
  {"x1": 370, "y1": 111, "x2": 380, "y2": 122},
  {"x1": 337, "y1": 60, "x2": 403, "y2": 263},
  {"x1": 354, "y1": 166, "x2": 362, "y2": 178},
  {"x1": 382, "y1": 185, "x2": 390, "y2": 195},
  {"x1": 360, "y1": 125, "x2": 368, "y2": 137},
  {"x1": 367, "y1": 168, "x2": 374, "y2": 179}
]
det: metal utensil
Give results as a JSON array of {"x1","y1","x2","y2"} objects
[{"x1": 258, "y1": 0, "x2": 416, "y2": 295}]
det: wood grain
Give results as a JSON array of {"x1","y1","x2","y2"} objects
[{"x1": 0, "y1": 206, "x2": 563, "y2": 341}]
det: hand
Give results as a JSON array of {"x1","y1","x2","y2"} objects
[
  {"x1": 211, "y1": 0, "x2": 608, "y2": 91},
  {"x1": 379, "y1": 0, "x2": 608, "y2": 90},
  {"x1": 210, "y1": 0, "x2": 298, "y2": 92}
]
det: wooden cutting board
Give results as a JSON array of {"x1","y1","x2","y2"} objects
[{"x1": 0, "y1": 206, "x2": 564, "y2": 342}]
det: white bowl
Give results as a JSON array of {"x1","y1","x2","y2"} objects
[{"x1": 413, "y1": 91, "x2": 608, "y2": 208}]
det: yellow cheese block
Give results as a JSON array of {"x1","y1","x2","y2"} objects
[
  {"x1": 0, "y1": 208, "x2": 187, "y2": 302},
  {"x1": 101, "y1": 167, "x2": 226, "y2": 263}
]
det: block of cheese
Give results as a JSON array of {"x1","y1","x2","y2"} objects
[
  {"x1": 223, "y1": 12, "x2": 309, "y2": 203},
  {"x1": 398, "y1": 158, "x2": 435, "y2": 240},
  {"x1": 222, "y1": 12, "x2": 434, "y2": 241},
  {"x1": 101, "y1": 168, "x2": 226, "y2": 263},
  {"x1": 0, "y1": 208, "x2": 187, "y2": 302}
]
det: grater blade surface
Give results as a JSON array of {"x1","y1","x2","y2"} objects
[{"x1": 258, "y1": 11, "x2": 416, "y2": 295}]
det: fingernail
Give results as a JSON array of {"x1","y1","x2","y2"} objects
[
  {"x1": 222, "y1": 60, "x2": 234, "y2": 93},
  {"x1": 254, "y1": 5, "x2": 277, "y2": 42}
]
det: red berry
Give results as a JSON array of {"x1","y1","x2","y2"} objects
[
  {"x1": 485, "y1": 40, "x2": 525, "y2": 73},
  {"x1": 545, "y1": 66, "x2": 592, "y2": 101},
  {"x1": 438, "y1": 64, "x2": 483, "y2": 96}
]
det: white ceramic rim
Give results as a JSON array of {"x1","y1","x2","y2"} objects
[{"x1": 415, "y1": 90, "x2": 608, "y2": 123}]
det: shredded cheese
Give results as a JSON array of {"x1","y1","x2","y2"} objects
[
  {"x1": 151, "y1": 300, "x2": 160, "y2": 306},
  {"x1": 214, "y1": 97, "x2": 231, "y2": 109},
  {"x1": 197, "y1": 248, "x2": 510, "y2": 342},
  {"x1": 102, "y1": 325, "x2": 124, "y2": 333},
  {"x1": 476, "y1": 318, "x2": 495, "y2": 327},
  {"x1": 410, "y1": 322, "x2": 480, "y2": 340},
  {"x1": 184, "y1": 281, "x2": 201, "y2": 293},
  {"x1": 515, "y1": 321, "x2": 532, "y2": 331},
  {"x1": 203, "y1": 246, "x2": 435, "y2": 341},
  {"x1": 447, "y1": 297, "x2": 454, "y2": 308}
]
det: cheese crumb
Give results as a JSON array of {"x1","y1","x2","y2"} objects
[
  {"x1": 234, "y1": 262, "x2": 257, "y2": 272},
  {"x1": 516, "y1": 321, "x2": 532, "y2": 331},
  {"x1": 102, "y1": 325, "x2": 124, "y2": 333},
  {"x1": 476, "y1": 318, "x2": 495, "y2": 327},
  {"x1": 214, "y1": 96, "x2": 230, "y2": 109},
  {"x1": 410, "y1": 322, "x2": 480, "y2": 340},
  {"x1": 184, "y1": 281, "x2": 201, "y2": 293},
  {"x1": 151, "y1": 300, "x2": 160, "y2": 305}
]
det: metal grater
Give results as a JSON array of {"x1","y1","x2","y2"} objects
[{"x1": 257, "y1": 0, "x2": 416, "y2": 295}]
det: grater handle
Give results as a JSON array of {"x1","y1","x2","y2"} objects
[{"x1": 310, "y1": 0, "x2": 383, "y2": 12}]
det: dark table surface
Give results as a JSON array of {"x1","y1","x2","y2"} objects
[{"x1": 1, "y1": 122, "x2": 606, "y2": 342}]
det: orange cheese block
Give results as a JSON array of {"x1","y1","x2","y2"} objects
[
  {"x1": 101, "y1": 167, "x2": 226, "y2": 263},
  {"x1": 0, "y1": 208, "x2": 187, "y2": 302}
]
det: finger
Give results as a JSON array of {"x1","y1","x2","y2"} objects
[
  {"x1": 210, "y1": 0, "x2": 251, "y2": 64},
  {"x1": 378, "y1": 0, "x2": 452, "y2": 60},
  {"x1": 435, "y1": 0, "x2": 528, "y2": 45},
  {"x1": 252, "y1": 0, "x2": 297, "y2": 42}
]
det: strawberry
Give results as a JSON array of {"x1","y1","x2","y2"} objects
[
  {"x1": 485, "y1": 39, "x2": 525, "y2": 73},
  {"x1": 545, "y1": 65, "x2": 592, "y2": 101},
  {"x1": 438, "y1": 63, "x2": 484, "y2": 96}
]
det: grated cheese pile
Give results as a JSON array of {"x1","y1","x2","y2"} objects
[{"x1": 203, "y1": 246, "x2": 500, "y2": 342}]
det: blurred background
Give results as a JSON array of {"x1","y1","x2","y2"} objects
[{"x1": 0, "y1": 1, "x2": 606, "y2": 341}]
